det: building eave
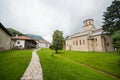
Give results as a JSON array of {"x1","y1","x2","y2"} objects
[
  {"x1": 0, "y1": 23, "x2": 12, "y2": 36},
  {"x1": 66, "y1": 34, "x2": 89, "y2": 40}
]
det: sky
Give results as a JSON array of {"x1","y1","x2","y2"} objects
[{"x1": 0, "y1": 0, "x2": 113, "y2": 42}]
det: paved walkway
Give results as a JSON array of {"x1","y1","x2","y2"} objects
[{"x1": 21, "y1": 49, "x2": 43, "y2": 80}]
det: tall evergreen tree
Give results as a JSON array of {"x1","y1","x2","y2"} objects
[
  {"x1": 52, "y1": 30, "x2": 64, "y2": 53},
  {"x1": 102, "y1": 0, "x2": 120, "y2": 34}
]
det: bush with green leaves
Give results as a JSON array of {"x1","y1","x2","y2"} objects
[{"x1": 112, "y1": 30, "x2": 120, "y2": 53}]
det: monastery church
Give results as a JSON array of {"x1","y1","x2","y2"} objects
[{"x1": 66, "y1": 19, "x2": 114, "y2": 52}]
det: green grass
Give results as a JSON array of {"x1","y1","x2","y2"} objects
[
  {"x1": 0, "y1": 50, "x2": 32, "y2": 80},
  {"x1": 37, "y1": 48, "x2": 117, "y2": 80},
  {"x1": 58, "y1": 50, "x2": 120, "y2": 78}
]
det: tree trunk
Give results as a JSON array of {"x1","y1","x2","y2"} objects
[{"x1": 56, "y1": 49, "x2": 58, "y2": 53}]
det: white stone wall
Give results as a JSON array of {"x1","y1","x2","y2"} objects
[
  {"x1": 66, "y1": 34, "x2": 114, "y2": 52},
  {"x1": 66, "y1": 36, "x2": 89, "y2": 51},
  {"x1": 89, "y1": 36, "x2": 103, "y2": 52},
  {"x1": 104, "y1": 35, "x2": 114, "y2": 52}
]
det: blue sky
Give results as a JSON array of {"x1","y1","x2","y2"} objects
[{"x1": 0, "y1": 0, "x2": 113, "y2": 42}]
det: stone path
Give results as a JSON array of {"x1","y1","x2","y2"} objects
[{"x1": 21, "y1": 49, "x2": 43, "y2": 80}]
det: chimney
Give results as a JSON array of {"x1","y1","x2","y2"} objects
[{"x1": 16, "y1": 34, "x2": 18, "y2": 37}]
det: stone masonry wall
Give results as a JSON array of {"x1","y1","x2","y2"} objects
[{"x1": 0, "y1": 28, "x2": 11, "y2": 51}]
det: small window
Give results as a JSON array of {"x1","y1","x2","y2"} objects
[
  {"x1": 86, "y1": 22, "x2": 87, "y2": 26},
  {"x1": 19, "y1": 45, "x2": 22, "y2": 47},
  {"x1": 17, "y1": 42, "x2": 20, "y2": 44},
  {"x1": 76, "y1": 41, "x2": 78, "y2": 45},
  {"x1": 89, "y1": 21, "x2": 91, "y2": 25},
  {"x1": 107, "y1": 42, "x2": 109, "y2": 46},
  {"x1": 91, "y1": 44, "x2": 92, "y2": 46},
  {"x1": 96, "y1": 38, "x2": 97, "y2": 41},
  {"x1": 83, "y1": 40, "x2": 85, "y2": 44},
  {"x1": 79, "y1": 40, "x2": 81, "y2": 45}
]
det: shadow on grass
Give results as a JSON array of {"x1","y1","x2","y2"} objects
[
  {"x1": 54, "y1": 51, "x2": 65, "y2": 54},
  {"x1": 51, "y1": 51, "x2": 65, "y2": 57}
]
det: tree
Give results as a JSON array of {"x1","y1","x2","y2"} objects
[
  {"x1": 52, "y1": 30, "x2": 64, "y2": 53},
  {"x1": 102, "y1": 0, "x2": 120, "y2": 34},
  {"x1": 112, "y1": 30, "x2": 120, "y2": 65},
  {"x1": 112, "y1": 30, "x2": 120, "y2": 53},
  {"x1": 7, "y1": 28, "x2": 24, "y2": 36}
]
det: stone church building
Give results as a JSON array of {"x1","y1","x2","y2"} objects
[{"x1": 66, "y1": 19, "x2": 114, "y2": 52}]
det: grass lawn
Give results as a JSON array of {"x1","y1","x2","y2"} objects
[
  {"x1": 58, "y1": 50, "x2": 120, "y2": 78},
  {"x1": 37, "y1": 48, "x2": 117, "y2": 80},
  {"x1": 0, "y1": 50, "x2": 32, "y2": 80}
]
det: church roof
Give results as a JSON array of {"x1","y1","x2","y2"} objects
[
  {"x1": 91, "y1": 31, "x2": 103, "y2": 36},
  {"x1": 66, "y1": 31, "x2": 90, "y2": 40},
  {"x1": 90, "y1": 28, "x2": 103, "y2": 36},
  {"x1": 83, "y1": 19, "x2": 93, "y2": 23},
  {"x1": 66, "y1": 19, "x2": 107, "y2": 40},
  {"x1": 66, "y1": 28, "x2": 103, "y2": 40}
]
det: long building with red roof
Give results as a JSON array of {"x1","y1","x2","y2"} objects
[{"x1": 12, "y1": 36, "x2": 37, "y2": 49}]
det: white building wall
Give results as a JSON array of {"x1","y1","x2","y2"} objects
[
  {"x1": 39, "y1": 43, "x2": 46, "y2": 48},
  {"x1": 46, "y1": 44, "x2": 50, "y2": 48},
  {"x1": 14, "y1": 40, "x2": 25, "y2": 48},
  {"x1": 38, "y1": 43, "x2": 50, "y2": 48}
]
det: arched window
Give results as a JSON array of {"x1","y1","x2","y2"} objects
[
  {"x1": 76, "y1": 40, "x2": 78, "y2": 45},
  {"x1": 79, "y1": 40, "x2": 81, "y2": 45},
  {"x1": 96, "y1": 38, "x2": 97, "y2": 41},
  {"x1": 107, "y1": 42, "x2": 109, "y2": 46},
  {"x1": 83, "y1": 40, "x2": 85, "y2": 44},
  {"x1": 89, "y1": 21, "x2": 91, "y2": 25},
  {"x1": 91, "y1": 44, "x2": 92, "y2": 46},
  {"x1": 86, "y1": 22, "x2": 87, "y2": 26}
]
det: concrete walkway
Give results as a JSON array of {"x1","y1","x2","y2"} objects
[{"x1": 21, "y1": 49, "x2": 43, "y2": 80}]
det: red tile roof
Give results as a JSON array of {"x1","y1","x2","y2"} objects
[
  {"x1": 12, "y1": 36, "x2": 33, "y2": 40},
  {"x1": 38, "y1": 40, "x2": 50, "y2": 44}
]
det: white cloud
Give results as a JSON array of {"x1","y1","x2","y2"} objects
[{"x1": 0, "y1": 0, "x2": 113, "y2": 42}]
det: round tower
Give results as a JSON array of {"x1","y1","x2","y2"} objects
[{"x1": 83, "y1": 19, "x2": 95, "y2": 31}]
